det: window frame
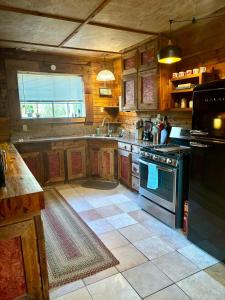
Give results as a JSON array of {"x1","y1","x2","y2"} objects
[{"x1": 17, "y1": 71, "x2": 87, "y2": 124}]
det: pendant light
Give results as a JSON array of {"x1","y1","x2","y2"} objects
[
  {"x1": 96, "y1": 55, "x2": 115, "y2": 81},
  {"x1": 157, "y1": 20, "x2": 182, "y2": 64}
]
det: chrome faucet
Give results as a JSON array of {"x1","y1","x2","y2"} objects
[{"x1": 101, "y1": 117, "x2": 111, "y2": 136}]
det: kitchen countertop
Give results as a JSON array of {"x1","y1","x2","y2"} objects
[{"x1": 11, "y1": 135, "x2": 153, "y2": 147}]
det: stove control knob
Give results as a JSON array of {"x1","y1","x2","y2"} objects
[
  {"x1": 140, "y1": 151, "x2": 145, "y2": 156},
  {"x1": 153, "y1": 155, "x2": 158, "y2": 161},
  {"x1": 166, "y1": 158, "x2": 172, "y2": 164}
]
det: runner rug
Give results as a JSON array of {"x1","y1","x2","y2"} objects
[{"x1": 42, "y1": 188, "x2": 119, "y2": 288}]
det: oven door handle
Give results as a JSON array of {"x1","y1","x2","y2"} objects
[{"x1": 139, "y1": 159, "x2": 174, "y2": 173}]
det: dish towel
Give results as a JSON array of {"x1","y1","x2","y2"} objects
[{"x1": 147, "y1": 163, "x2": 158, "y2": 190}]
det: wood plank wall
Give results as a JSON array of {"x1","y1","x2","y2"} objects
[{"x1": 0, "y1": 49, "x2": 119, "y2": 141}]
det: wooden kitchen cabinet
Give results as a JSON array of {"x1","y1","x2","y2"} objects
[
  {"x1": 122, "y1": 73, "x2": 138, "y2": 111},
  {"x1": 21, "y1": 152, "x2": 44, "y2": 185},
  {"x1": 138, "y1": 68, "x2": 158, "y2": 110},
  {"x1": 118, "y1": 149, "x2": 132, "y2": 187},
  {"x1": 44, "y1": 149, "x2": 65, "y2": 184},
  {"x1": 66, "y1": 146, "x2": 86, "y2": 180},
  {"x1": 138, "y1": 39, "x2": 158, "y2": 72},
  {"x1": 122, "y1": 50, "x2": 138, "y2": 76},
  {"x1": 100, "y1": 148, "x2": 115, "y2": 181},
  {"x1": 89, "y1": 146, "x2": 101, "y2": 177}
]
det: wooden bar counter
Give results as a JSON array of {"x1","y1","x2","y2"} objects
[{"x1": 0, "y1": 143, "x2": 49, "y2": 300}]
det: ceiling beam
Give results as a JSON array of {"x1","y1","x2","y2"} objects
[
  {"x1": 59, "y1": 0, "x2": 112, "y2": 47},
  {"x1": 0, "y1": 4, "x2": 158, "y2": 36},
  {"x1": 0, "y1": 39, "x2": 120, "y2": 54}
]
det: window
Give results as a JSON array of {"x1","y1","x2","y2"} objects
[{"x1": 17, "y1": 72, "x2": 86, "y2": 119}]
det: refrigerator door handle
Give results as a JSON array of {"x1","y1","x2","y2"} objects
[
  {"x1": 190, "y1": 130, "x2": 209, "y2": 136},
  {"x1": 190, "y1": 141, "x2": 211, "y2": 148}
]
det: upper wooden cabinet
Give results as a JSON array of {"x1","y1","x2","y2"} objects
[
  {"x1": 44, "y1": 149, "x2": 65, "y2": 184},
  {"x1": 66, "y1": 146, "x2": 86, "y2": 180},
  {"x1": 138, "y1": 68, "x2": 158, "y2": 110},
  {"x1": 122, "y1": 50, "x2": 137, "y2": 76},
  {"x1": 138, "y1": 40, "x2": 158, "y2": 71},
  {"x1": 122, "y1": 73, "x2": 138, "y2": 111}
]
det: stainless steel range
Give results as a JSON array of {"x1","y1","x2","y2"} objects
[{"x1": 136, "y1": 127, "x2": 191, "y2": 228}]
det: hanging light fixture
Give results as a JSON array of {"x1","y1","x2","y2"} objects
[
  {"x1": 157, "y1": 20, "x2": 182, "y2": 64},
  {"x1": 96, "y1": 55, "x2": 115, "y2": 81}
]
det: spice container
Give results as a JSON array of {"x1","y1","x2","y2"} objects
[{"x1": 180, "y1": 98, "x2": 187, "y2": 108}]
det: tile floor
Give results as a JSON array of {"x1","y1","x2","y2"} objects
[{"x1": 49, "y1": 183, "x2": 225, "y2": 300}]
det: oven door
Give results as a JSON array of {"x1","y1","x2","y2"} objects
[{"x1": 139, "y1": 158, "x2": 177, "y2": 212}]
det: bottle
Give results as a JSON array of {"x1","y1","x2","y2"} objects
[{"x1": 96, "y1": 127, "x2": 100, "y2": 135}]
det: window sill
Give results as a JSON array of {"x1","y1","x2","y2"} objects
[{"x1": 20, "y1": 117, "x2": 86, "y2": 124}]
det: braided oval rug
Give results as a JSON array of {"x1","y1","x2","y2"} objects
[{"x1": 42, "y1": 188, "x2": 119, "y2": 288}]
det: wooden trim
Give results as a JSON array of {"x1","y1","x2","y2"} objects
[
  {"x1": 0, "y1": 4, "x2": 158, "y2": 36},
  {"x1": 59, "y1": 0, "x2": 112, "y2": 46}
]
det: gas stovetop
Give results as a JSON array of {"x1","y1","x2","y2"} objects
[{"x1": 140, "y1": 144, "x2": 190, "y2": 167}]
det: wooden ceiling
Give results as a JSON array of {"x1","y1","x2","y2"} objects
[{"x1": 0, "y1": 0, "x2": 224, "y2": 57}]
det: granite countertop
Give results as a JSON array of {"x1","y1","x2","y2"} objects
[{"x1": 11, "y1": 135, "x2": 153, "y2": 147}]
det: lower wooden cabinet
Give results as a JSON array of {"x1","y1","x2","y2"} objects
[
  {"x1": 100, "y1": 148, "x2": 115, "y2": 181},
  {"x1": 118, "y1": 149, "x2": 132, "y2": 187},
  {"x1": 66, "y1": 146, "x2": 86, "y2": 180},
  {"x1": 89, "y1": 146, "x2": 101, "y2": 177},
  {"x1": 44, "y1": 150, "x2": 65, "y2": 184},
  {"x1": 21, "y1": 152, "x2": 44, "y2": 185}
]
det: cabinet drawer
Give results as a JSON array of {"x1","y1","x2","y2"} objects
[
  {"x1": 132, "y1": 144, "x2": 140, "y2": 154},
  {"x1": 132, "y1": 162, "x2": 140, "y2": 177},
  {"x1": 132, "y1": 176, "x2": 139, "y2": 191},
  {"x1": 118, "y1": 142, "x2": 131, "y2": 152}
]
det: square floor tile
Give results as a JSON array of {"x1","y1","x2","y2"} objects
[
  {"x1": 99, "y1": 230, "x2": 130, "y2": 250},
  {"x1": 177, "y1": 271, "x2": 225, "y2": 300},
  {"x1": 96, "y1": 204, "x2": 123, "y2": 218},
  {"x1": 70, "y1": 200, "x2": 93, "y2": 212},
  {"x1": 87, "y1": 219, "x2": 114, "y2": 235},
  {"x1": 128, "y1": 210, "x2": 153, "y2": 223},
  {"x1": 159, "y1": 230, "x2": 192, "y2": 250},
  {"x1": 119, "y1": 223, "x2": 153, "y2": 243},
  {"x1": 50, "y1": 280, "x2": 84, "y2": 299},
  {"x1": 152, "y1": 251, "x2": 200, "y2": 282},
  {"x1": 111, "y1": 244, "x2": 148, "y2": 272},
  {"x1": 178, "y1": 244, "x2": 219, "y2": 269},
  {"x1": 87, "y1": 197, "x2": 113, "y2": 208},
  {"x1": 106, "y1": 213, "x2": 137, "y2": 229},
  {"x1": 142, "y1": 218, "x2": 174, "y2": 236},
  {"x1": 205, "y1": 263, "x2": 225, "y2": 287},
  {"x1": 107, "y1": 194, "x2": 131, "y2": 205},
  {"x1": 87, "y1": 273, "x2": 141, "y2": 300},
  {"x1": 134, "y1": 236, "x2": 174, "y2": 260},
  {"x1": 122, "y1": 261, "x2": 172, "y2": 298},
  {"x1": 56, "y1": 287, "x2": 92, "y2": 300},
  {"x1": 144, "y1": 284, "x2": 190, "y2": 300},
  {"x1": 83, "y1": 267, "x2": 118, "y2": 285},
  {"x1": 79, "y1": 209, "x2": 103, "y2": 222},
  {"x1": 117, "y1": 201, "x2": 140, "y2": 213}
]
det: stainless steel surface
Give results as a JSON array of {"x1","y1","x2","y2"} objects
[
  {"x1": 190, "y1": 141, "x2": 211, "y2": 148},
  {"x1": 139, "y1": 153, "x2": 178, "y2": 166},
  {"x1": 135, "y1": 195, "x2": 176, "y2": 228},
  {"x1": 190, "y1": 130, "x2": 209, "y2": 136}
]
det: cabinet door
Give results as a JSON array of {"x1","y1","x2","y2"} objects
[
  {"x1": 122, "y1": 50, "x2": 137, "y2": 76},
  {"x1": 22, "y1": 152, "x2": 43, "y2": 185},
  {"x1": 44, "y1": 150, "x2": 65, "y2": 183},
  {"x1": 138, "y1": 68, "x2": 158, "y2": 110},
  {"x1": 118, "y1": 149, "x2": 132, "y2": 187},
  {"x1": 100, "y1": 148, "x2": 115, "y2": 181},
  {"x1": 122, "y1": 73, "x2": 137, "y2": 111},
  {"x1": 138, "y1": 39, "x2": 158, "y2": 71},
  {"x1": 0, "y1": 218, "x2": 48, "y2": 300},
  {"x1": 66, "y1": 146, "x2": 86, "y2": 180},
  {"x1": 89, "y1": 147, "x2": 101, "y2": 177}
]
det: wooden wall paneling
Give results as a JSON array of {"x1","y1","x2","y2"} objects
[
  {"x1": 138, "y1": 39, "x2": 158, "y2": 71},
  {"x1": 21, "y1": 152, "x2": 44, "y2": 185},
  {"x1": 138, "y1": 68, "x2": 158, "y2": 110},
  {"x1": 122, "y1": 50, "x2": 137, "y2": 76},
  {"x1": 66, "y1": 145, "x2": 86, "y2": 180},
  {"x1": 44, "y1": 149, "x2": 65, "y2": 183},
  {"x1": 122, "y1": 73, "x2": 137, "y2": 111}
]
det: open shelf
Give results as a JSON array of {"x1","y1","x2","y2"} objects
[
  {"x1": 109, "y1": 121, "x2": 121, "y2": 125},
  {"x1": 171, "y1": 88, "x2": 194, "y2": 94},
  {"x1": 103, "y1": 106, "x2": 119, "y2": 109},
  {"x1": 169, "y1": 108, "x2": 192, "y2": 112},
  {"x1": 171, "y1": 74, "x2": 201, "y2": 82}
]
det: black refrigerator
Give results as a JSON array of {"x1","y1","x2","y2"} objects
[{"x1": 188, "y1": 79, "x2": 225, "y2": 262}]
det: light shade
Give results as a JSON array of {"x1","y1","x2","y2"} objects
[
  {"x1": 157, "y1": 43, "x2": 182, "y2": 64},
  {"x1": 96, "y1": 69, "x2": 115, "y2": 81}
]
